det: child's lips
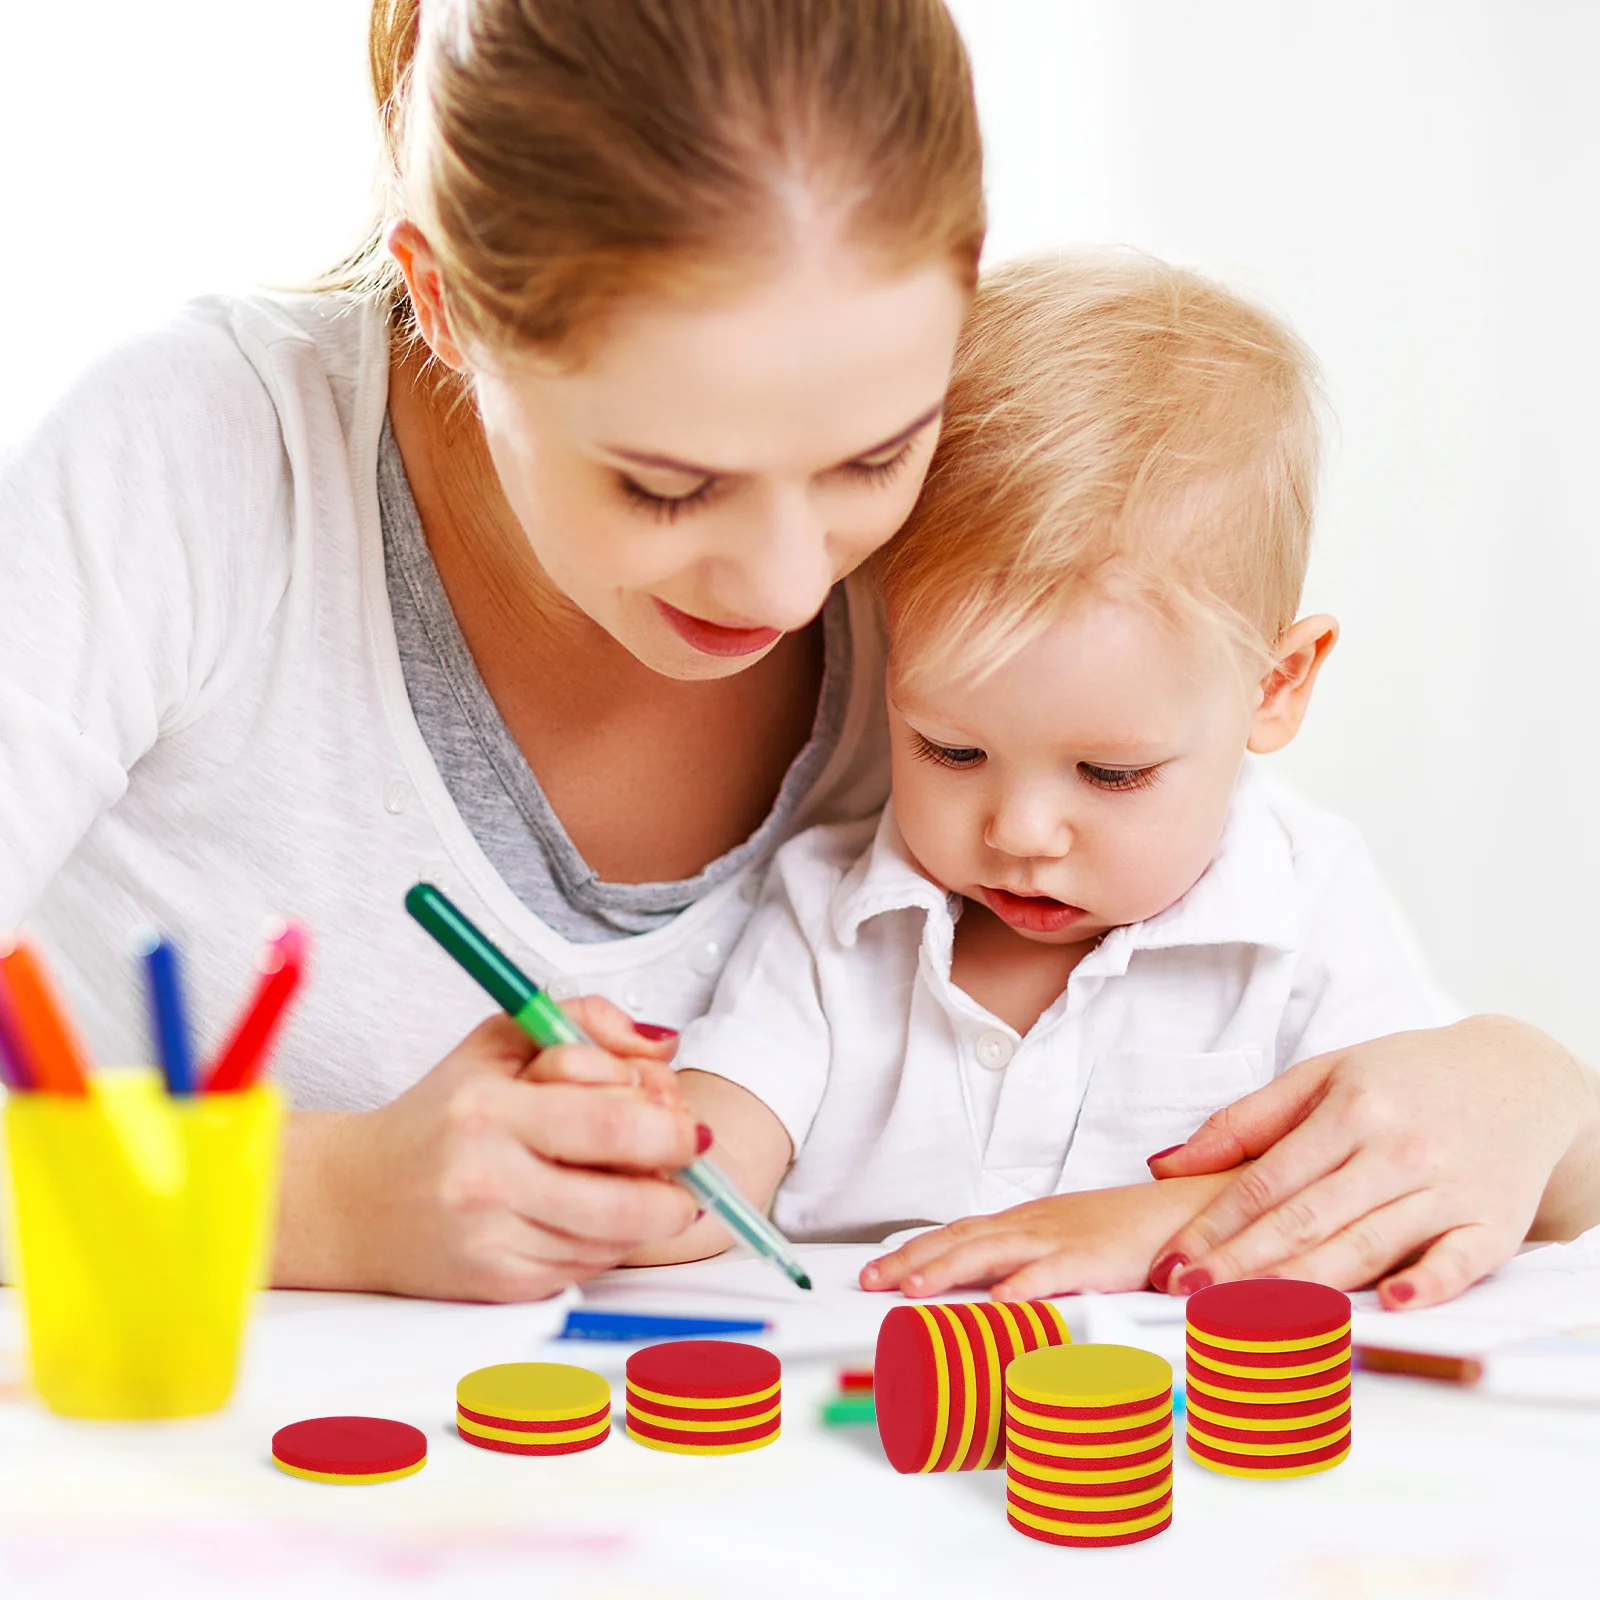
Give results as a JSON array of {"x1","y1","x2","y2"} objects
[{"x1": 978, "y1": 886, "x2": 1087, "y2": 934}]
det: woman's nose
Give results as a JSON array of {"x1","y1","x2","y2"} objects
[{"x1": 717, "y1": 486, "x2": 838, "y2": 632}]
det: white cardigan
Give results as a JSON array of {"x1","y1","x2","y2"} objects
[{"x1": 0, "y1": 294, "x2": 890, "y2": 1110}]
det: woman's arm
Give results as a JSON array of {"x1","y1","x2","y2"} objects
[{"x1": 1147, "y1": 1016, "x2": 1600, "y2": 1308}]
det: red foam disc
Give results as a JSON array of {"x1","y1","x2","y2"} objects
[
  {"x1": 928, "y1": 1305, "x2": 973, "y2": 1473},
  {"x1": 1187, "y1": 1429, "x2": 1351, "y2": 1472},
  {"x1": 625, "y1": 1340, "x2": 779, "y2": 1402},
  {"x1": 1186, "y1": 1408, "x2": 1351, "y2": 1446},
  {"x1": 1186, "y1": 1357, "x2": 1351, "y2": 1395},
  {"x1": 1007, "y1": 1487, "x2": 1172, "y2": 1525},
  {"x1": 624, "y1": 1410, "x2": 781, "y2": 1449},
  {"x1": 620, "y1": 1388, "x2": 774, "y2": 1424},
  {"x1": 1187, "y1": 1332, "x2": 1350, "y2": 1369},
  {"x1": 1006, "y1": 1387, "x2": 1173, "y2": 1423},
  {"x1": 1005, "y1": 1411, "x2": 1172, "y2": 1448},
  {"x1": 1005, "y1": 1433, "x2": 1172, "y2": 1473},
  {"x1": 456, "y1": 1401, "x2": 611, "y2": 1434},
  {"x1": 1185, "y1": 1385, "x2": 1351, "y2": 1421},
  {"x1": 875, "y1": 1306, "x2": 941, "y2": 1474},
  {"x1": 457, "y1": 1423, "x2": 608, "y2": 1456},
  {"x1": 1185, "y1": 1280, "x2": 1351, "y2": 1345},
  {"x1": 945, "y1": 1303, "x2": 999, "y2": 1472},
  {"x1": 272, "y1": 1416, "x2": 427, "y2": 1478},
  {"x1": 1008, "y1": 1509, "x2": 1172, "y2": 1547},
  {"x1": 1005, "y1": 1462, "x2": 1172, "y2": 1500}
]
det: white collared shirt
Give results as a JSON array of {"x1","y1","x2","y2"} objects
[{"x1": 677, "y1": 764, "x2": 1447, "y2": 1243}]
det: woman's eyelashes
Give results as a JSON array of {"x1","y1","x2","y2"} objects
[{"x1": 1078, "y1": 762, "x2": 1164, "y2": 793}]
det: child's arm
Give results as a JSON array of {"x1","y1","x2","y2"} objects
[{"x1": 859, "y1": 1171, "x2": 1246, "y2": 1300}]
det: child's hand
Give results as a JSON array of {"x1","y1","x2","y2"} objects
[
  {"x1": 859, "y1": 1172, "x2": 1240, "y2": 1301},
  {"x1": 275, "y1": 997, "x2": 705, "y2": 1301}
]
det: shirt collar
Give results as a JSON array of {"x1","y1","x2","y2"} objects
[{"x1": 831, "y1": 761, "x2": 1299, "y2": 969}]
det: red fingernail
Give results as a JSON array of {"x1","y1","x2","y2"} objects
[
  {"x1": 694, "y1": 1208, "x2": 705, "y2": 1222},
  {"x1": 1147, "y1": 1144, "x2": 1184, "y2": 1164},
  {"x1": 694, "y1": 1122, "x2": 714, "y2": 1155},
  {"x1": 1151, "y1": 1253, "x2": 1187, "y2": 1291},
  {"x1": 633, "y1": 1022, "x2": 678, "y2": 1041},
  {"x1": 1173, "y1": 1265, "x2": 1213, "y2": 1295},
  {"x1": 1384, "y1": 1279, "x2": 1416, "y2": 1305}
]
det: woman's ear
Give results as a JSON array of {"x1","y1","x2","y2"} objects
[
  {"x1": 1248, "y1": 614, "x2": 1339, "y2": 754},
  {"x1": 386, "y1": 220, "x2": 471, "y2": 372}
]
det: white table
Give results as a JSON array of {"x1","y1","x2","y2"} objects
[{"x1": 2, "y1": 1244, "x2": 1598, "y2": 1599}]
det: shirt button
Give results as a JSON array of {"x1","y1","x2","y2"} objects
[
  {"x1": 418, "y1": 859, "x2": 452, "y2": 893},
  {"x1": 383, "y1": 780, "x2": 412, "y2": 815},
  {"x1": 690, "y1": 940, "x2": 723, "y2": 977},
  {"x1": 546, "y1": 976, "x2": 579, "y2": 1002},
  {"x1": 974, "y1": 1030, "x2": 1015, "y2": 1071},
  {"x1": 622, "y1": 987, "x2": 645, "y2": 1013}
]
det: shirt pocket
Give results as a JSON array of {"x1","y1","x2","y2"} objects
[{"x1": 1057, "y1": 1049, "x2": 1265, "y2": 1193}]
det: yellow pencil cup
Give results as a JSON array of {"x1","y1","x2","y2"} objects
[{"x1": 2, "y1": 1069, "x2": 284, "y2": 1419}]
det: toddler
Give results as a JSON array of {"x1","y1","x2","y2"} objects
[{"x1": 660, "y1": 253, "x2": 1440, "y2": 1297}]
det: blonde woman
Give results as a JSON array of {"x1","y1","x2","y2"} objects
[{"x1": 1, "y1": 0, "x2": 1593, "y2": 1307}]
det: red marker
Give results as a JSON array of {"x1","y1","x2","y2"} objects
[
  {"x1": 0, "y1": 940, "x2": 90, "y2": 1095},
  {"x1": 203, "y1": 923, "x2": 308, "y2": 1093}
]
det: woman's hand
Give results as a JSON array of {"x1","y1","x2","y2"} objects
[
  {"x1": 275, "y1": 998, "x2": 706, "y2": 1301},
  {"x1": 858, "y1": 1172, "x2": 1240, "y2": 1301},
  {"x1": 1146, "y1": 1016, "x2": 1600, "y2": 1310}
]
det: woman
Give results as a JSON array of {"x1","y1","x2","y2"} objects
[{"x1": 1, "y1": 0, "x2": 1594, "y2": 1306}]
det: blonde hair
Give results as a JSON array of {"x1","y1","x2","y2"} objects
[
  {"x1": 322, "y1": 0, "x2": 985, "y2": 362},
  {"x1": 874, "y1": 251, "x2": 1323, "y2": 687}
]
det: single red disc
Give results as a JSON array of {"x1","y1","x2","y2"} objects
[
  {"x1": 457, "y1": 1423, "x2": 608, "y2": 1456},
  {"x1": 625, "y1": 1340, "x2": 779, "y2": 1402},
  {"x1": 620, "y1": 1387, "x2": 775, "y2": 1423},
  {"x1": 1007, "y1": 1487, "x2": 1172, "y2": 1525},
  {"x1": 625, "y1": 1410, "x2": 781, "y2": 1449},
  {"x1": 1005, "y1": 1387, "x2": 1173, "y2": 1423},
  {"x1": 1185, "y1": 1280, "x2": 1351, "y2": 1345},
  {"x1": 1005, "y1": 1462, "x2": 1172, "y2": 1500},
  {"x1": 929, "y1": 1306, "x2": 975, "y2": 1473},
  {"x1": 456, "y1": 1401, "x2": 611, "y2": 1434},
  {"x1": 1186, "y1": 1385, "x2": 1351, "y2": 1421},
  {"x1": 1005, "y1": 1411, "x2": 1172, "y2": 1448},
  {"x1": 1187, "y1": 1357, "x2": 1352, "y2": 1394},
  {"x1": 945, "y1": 1303, "x2": 998, "y2": 1472},
  {"x1": 1004, "y1": 1433, "x2": 1172, "y2": 1473},
  {"x1": 1187, "y1": 1332, "x2": 1349, "y2": 1369},
  {"x1": 875, "y1": 1307, "x2": 942, "y2": 1474},
  {"x1": 1008, "y1": 1509, "x2": 1171, "y2": 1547},
  {"x1": 272, "y1": 1416, "x2": 427, "y2": 1478},
  {"x1": 1186, "y1": 1408, "x2": 1350, "y2": 1446},
  {"x1": 1187, "y1": 1429, "x2": 1350, "y2": 1472}
]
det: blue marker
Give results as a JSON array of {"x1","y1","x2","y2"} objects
[
  {"x1": 557, "y1": 1310, "x2": 772, "y2": 1343},
  {"x1": 138, "y1": 932, "x2": 197, "y2": 1096}
]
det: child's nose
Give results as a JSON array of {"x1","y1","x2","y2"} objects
[{"x1": 985, "y1": 790, "x2": 1074, "y2": 860}]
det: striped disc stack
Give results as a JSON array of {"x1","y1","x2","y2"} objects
[
  {"x1": 625, "y1": 1341, "x2": 781, "y2": 1455},
  {"x1": 1184, "y1": 1280, "x2": 1352, "y2": 1479},
  {"x1": 874, "y1": 1300, "x2": 1073, "y2": 1474},
  {"x1": 455, "y1": 1362, "x2": 611, "y2": 1455},
  {"x1": 1004, "y1": 1344, "x2": 1175, "y2": 1547}
]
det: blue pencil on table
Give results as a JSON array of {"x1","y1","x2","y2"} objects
[
  {"x1": 557, "y1": 1309, "x2": 772, "y2": 1343},
  {"x1": 137, "y1": 932, "x2": 197, "y2": 1096}
]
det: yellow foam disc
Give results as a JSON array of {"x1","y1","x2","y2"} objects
[
  {"x1": 1187, "y1": 1421, "x2": 1351, "y2": 1458},
  {"x1": 1186, "y1": 1442, "x2": 1350, "y2": 1479},
  {"x1": 964, "y1": 1304, "x2": 1005, "y2": 1470},
  {"x1": 1007, "y1": 1397, "x2": 1171, "y2": 1435},
  {"x1": 456, "y1": 1410, "x2": 612, "y2": 1446},
  {"x1": 272, "y1": 1454, "x2": 425, "y2": 1485},
  {"x1": 1184, "y1": 1368, "x2": 1351, "y2": 1406},
  {"x1": 1005, "y1": 1448, "x2": 1173, "y2": 1484},
  {"x1": 1186, "y1": 1322, "x2": 1351, "y2": 1354},
  {"x1": 911, "y1": 1306, "x2": 954, "y2": 1473},
  {"x1": 1003, "y1": 1475, "x2": 1173, "y2": 1513},
  {"x1": 624, "y1": 1377, "x2": 781, "y2": 1412},
  {"x1": 1185, "y1": 1398, "x2": 1351, "y2": 1434},
  {"x1": 457, "y1": 1363, "x2": 610, "y2": 1424},
  {"x1": 626, "y1": 1400, "x2": 781, "y2": 1434},
  {"x1": 1006, "y1": 1497, "x2": 1172, "y2": 1539},
  {"x1": 1185, "y1": 1342, "x2": 1350, "y2": 1382},
  {"x1": 624, "y1": 1423, "x2": 780, "y2": 1455},
  {"x1": 1006, "y1": 1422, "x2": 1172, "y2": 1460},
  {"x1": 1007, "y1": 1344, "x2": 1172, "y2": 1410}
]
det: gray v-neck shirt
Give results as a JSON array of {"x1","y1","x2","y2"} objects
[{"x1": 378, "y1": 419, "x2": 853, "y2": 943}]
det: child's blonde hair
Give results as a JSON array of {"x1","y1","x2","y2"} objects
[{"x1": 874, "y1": 251, "x2": 1323, "y2": 687}]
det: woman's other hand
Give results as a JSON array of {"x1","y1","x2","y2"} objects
[
  {"x1": 275, "y1": 997, "x2": 704, "y2": 1300},
  {"x1": 1146, "y1": 1016, "x2": 1600, "y2": 1310}
]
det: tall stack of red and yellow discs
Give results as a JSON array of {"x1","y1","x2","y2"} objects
[
  {"x1": 874, "y1": 1300, "x2": 1073, "y2": 1474},
  {"x1": 624, "y1": 1341, "x2": 781, "y2": 1454},
  {"x1": 455, "y1": 1363, "x2": 611, "y2": 1455},
  {"x1": 1184, "y1": 1280, "x2": 1352, "y2": 1478},
  {"x1": 1004, "y1": 1345, "x2": 1175, "y2": 1547}
]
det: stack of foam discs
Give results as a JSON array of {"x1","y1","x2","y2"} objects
[
  {"x1": 1184, "y1": 1280, "x2": 1352, "y2": 1479},
  {"x1": 625, "y1": 1341, "x2": 781, "y2": 1455},
  {"x1": 271, "y1": 1416, "x2": 428, "y2": 1484},
  {"x1": 1004, "y1": 1345, "x2": 1175, "y2": 1547},
  {"x1": 456, "y1": 1363, "x2": 611, "y2": 1455},
  {"x1": 875, "y1": 1300, "x2": 1073, "y2": 1475}
]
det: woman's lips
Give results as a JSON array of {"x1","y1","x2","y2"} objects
[
  {"x1": 979, "y1": 886, "x2": 1087, "y2": 935},
  {"x1": 653, "y1": 599, "x2": 783, "y2": 658}
]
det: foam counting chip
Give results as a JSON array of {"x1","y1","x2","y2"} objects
[
  {"x1": 1001, "y1": 1344, "x2": 1174, "y2": 1549},
  {"x1": 455, "y1": 1362, "x2": 611, "y2": 1455},
  {"x1": 625, "y1": 1341, "x2": 781, "y2": 1455},
  {"x1": 1183, "y1": 1281, "x2": 1352, "y2": 1479},
  {"x1": 875, "y1": 1299, "x2": 1072, "y2": 1475},
  {"x1": 272, "y1": 1416, "x2": 427, "y2": 1484}
]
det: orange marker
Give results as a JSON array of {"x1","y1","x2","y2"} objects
[{"x1": 0, "y1": 940, "x2": 90, "y2": 1095}]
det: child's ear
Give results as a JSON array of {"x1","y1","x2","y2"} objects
[{"x1": 1247, "y1": 614, "x2": 1338, "y2": 754}]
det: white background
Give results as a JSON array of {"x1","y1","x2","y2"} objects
[{"x1": 3, "y1": 3, "x2": 1598, "y2": 1056}]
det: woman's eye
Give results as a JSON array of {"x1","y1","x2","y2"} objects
[
  {"x1": 841, "y1": 440, "x2": 917, "y2": 487},
  {"x1": 619, "y1": 474, "x2": 716, "y2": 522},
  {"x1": 1079, "y1": 763, "x2": 1163, "y2": 793},
  {"x1": 911, "y1": 731, "x2": 986, "y2": 770}
]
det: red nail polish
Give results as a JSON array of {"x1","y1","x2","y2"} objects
[
  {"x1": 694, "y1": 1209, "x2": 705, "y2": 1222},
  {"x1": 694, "y1": 1122, "x2": 714, "y2": 1155},
  {"x1": 1151, "y1": 1253, "x2": 1188, "y2": 1291},
  {"x1": 1147, "y1": 1143, "x2": 1184, "y2": 1164},
  {"x1": 634, "y1": 1022, "x2": 678, "y2": 1042},
  {"x1": 1173, "y1": 1265, "x2": 1214, "y2": 1295},
  {"x1": 1384, "y1": 1279, "x2": 1416, "y2": 1305}
]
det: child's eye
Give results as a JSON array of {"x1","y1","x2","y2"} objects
[
  {"x1": 1079, "y1": 763, "x2": 1164, "y2": 793},
  {"x1": 619, "y1": 474, "x2": 718, "y2": 522},
  {"x1": 911, "y1": 731, "x2": 986, "y2": 770}
]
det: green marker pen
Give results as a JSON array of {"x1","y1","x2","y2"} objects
[{"x1": 405, "y1": 882, "x2": 812, "y2": 1292}]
